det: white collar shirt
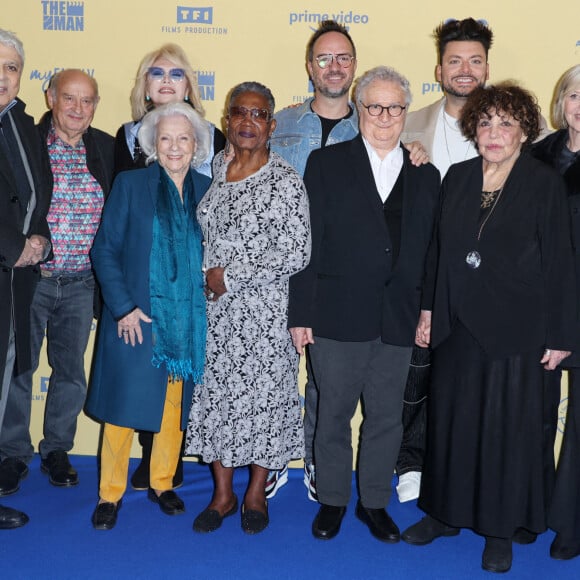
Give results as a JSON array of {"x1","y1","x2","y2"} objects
[{"x1": 362, "y1": 137, "x2": 404, "y2": 203}]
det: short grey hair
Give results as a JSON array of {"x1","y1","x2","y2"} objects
[
  {"x1": 0, "y1": 29, "x2": 24, "y2": 65},
  {"x1": 354, "y1": 66, "x2": 413, "y2": 107},
  {"x1": 228, "y1": 81, "x2": 275, "y2": 115},
  {"x1": 138, "y1": 101, "x2": 211, "y2": 168}
]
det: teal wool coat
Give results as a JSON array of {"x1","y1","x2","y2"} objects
[{"x1": 86, "y1": 163, "x2": 211, "y2": 431}]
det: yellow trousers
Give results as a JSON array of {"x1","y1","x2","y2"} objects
[{"x1": 99, "y1": 378, "x2": 183, "y2": 503}]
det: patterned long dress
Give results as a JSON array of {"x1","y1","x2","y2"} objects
[{"x1": 185, "y1": 151, "x2": 311, "y2": 469}]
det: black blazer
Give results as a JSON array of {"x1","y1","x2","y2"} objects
[
  {"x1": 0, "y1": 99, "x2": 52, "y2": 375},
  {"x1": 531, "y1": 130, "x2": 580, "y2": 252},
  {"x1": 288, "y1": 134, "x2": 440, "y2": 346},
  {"x1": 531, "y1": 129, "x2": 580, "y2": 365},
  {"x1": 37, "y1": 111, "x2": 115, "y2": 199},
  {"x1": 423, "y1": 152, "x2": 577, "y2": 357}
]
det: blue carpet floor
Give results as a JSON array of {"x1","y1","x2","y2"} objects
[{"x1": 1, "y1": 455, "x2": 579, "y2": 579}]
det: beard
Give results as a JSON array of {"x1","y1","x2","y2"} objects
[
  {"x1": 442, "y1": 77, "x2": 486, "y2": 98},
  {"x1": 312, "y1": 72, "x2": 352, "y2": 99},
  {"x1": 316, "y1": 84, "x2": 351, "y2": 99}
]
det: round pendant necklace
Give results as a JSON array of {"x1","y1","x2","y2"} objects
[{"x1": 465, "y1": 186, "x2": 505, "y2": 269}]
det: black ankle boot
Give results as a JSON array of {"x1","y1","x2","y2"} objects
[{"x1": 482, "y1": 536, "x2": 512, "y2": 573}]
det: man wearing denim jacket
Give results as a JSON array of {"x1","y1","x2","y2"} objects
[
  {"x1": 271, "y1": 96, "x2": 359, "y2": 177},
  {"x1": 268, "y1": 20, "x2": 359, "y2": 503}
]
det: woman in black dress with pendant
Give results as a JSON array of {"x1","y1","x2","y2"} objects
[{"x1": 402, "y1": 83, "x2": 577, "y2": 574}]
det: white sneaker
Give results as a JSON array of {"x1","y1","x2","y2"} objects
[
  {"x1": 303, "y1": 463, "x2": 318, "y2": 502},
  {"x1": 265, "y1": 465, "x2": 288, "y2": 499},
  {"x1": 396, "y1": 471, "x2": 421, "y2": 503}
]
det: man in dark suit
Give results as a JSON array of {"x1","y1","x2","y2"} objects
[
  {"x1": 288, "y1": 66, "x2": 440, "y2": 542},
  {"x1": 0, "y1": 29, "x2": 52, "y2": 529}
]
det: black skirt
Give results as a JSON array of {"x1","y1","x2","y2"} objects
[{"x1": 419, "y1": 321, "x2": 549, "y2": 538}]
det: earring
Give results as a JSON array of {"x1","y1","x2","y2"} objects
[
  {"x1": 145, "y1": 95, "x2": 151, "y2": 102},
  {"x1": 184, "y1": 95, "x2": 190, "y2": 102}
]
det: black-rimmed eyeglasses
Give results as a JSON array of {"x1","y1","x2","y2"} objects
[{"x1": 359, "y1": 102, "x2": 407, "y2": 118}]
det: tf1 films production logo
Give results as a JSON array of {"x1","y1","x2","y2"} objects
[
  {"x1": 42, "y1": 1, "x2": 84, "y2": 31},
  {"x1": 161, "y1": 6, "x2": 227, "y2": 35},
  {"x1": 177, "y1": 6, "x2": 212, "y2": 24}
]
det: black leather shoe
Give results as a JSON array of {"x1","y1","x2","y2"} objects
[
  {"x1": 241, "y1": 502, "x2": 269, "y2": 535},
  {"x1": 312, "y1": 504, "x2": 346, "y2": 540},
  {"x1": 482, "y1": 537, "x2": 512, "y2": 573},
  {"x1": 402, "y1": 515, "x2": 460, "y2": 545},
  {"x1": 148, "y1": 488, "x2": 185, "y2": 515},
  {"x1": 0, "y1": 504, "x2": 29, "y2": 529},
  {"x1": 512, "y1": 527, "x2": 537, "y2": 545},
  {"x1": 550, "y1": 533, "x2": 580, "y2": 560},
  {"x1": 355, "y1": 501, "x2": 400, "y2": 543},
  {"x1": 193, "y1": 495, "x2": 238, "y2": 533},
  {"x1": 92, "y1": 500, "x2": 122, "y2": 530},
  {"x1": 0, "y1": 458, "x2": 28, "y2": 496},
  {"x1": 40, "y1": 450, "x2": 78, "y2": 487}
]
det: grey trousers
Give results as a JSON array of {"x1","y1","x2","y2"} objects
[
  {"x1": 310, "y1": 336, "x2": 412, "y2": 508},
  {"x1": 0, "y1": 319, "x2": 16, "y2": 433},
  {"x1": 303, "y1": 350, "x2": 317, "y2": 465}
]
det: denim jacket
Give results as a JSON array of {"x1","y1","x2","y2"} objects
[{"x1": 270, "y1": 97, "x2": 359, "y2": 176}]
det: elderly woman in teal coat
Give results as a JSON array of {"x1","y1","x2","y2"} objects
[{"x1": 86, "y1": 102, "x2": 211, "y2": 530}]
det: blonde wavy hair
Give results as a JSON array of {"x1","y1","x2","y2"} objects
[{"x1": 129, "y1": 43, "x2": 205, "y2": 121}]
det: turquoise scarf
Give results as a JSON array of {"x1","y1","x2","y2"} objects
[{"x1": 150, "y1": 166, "x2": 206, "y2": 382}]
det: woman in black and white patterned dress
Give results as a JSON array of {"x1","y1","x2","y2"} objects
[{"x1": 186, "y1": 82, "x2": 311, "y2": 535}]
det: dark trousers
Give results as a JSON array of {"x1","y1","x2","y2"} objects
[
  {"x1": 310, "y1": 336, "x2": 412, "y2": 508},
  {"x1": 549, "y1": 369, "x2": 580, "y2": 541},
  {"x1": 396, "y1": 345, "x2": 430, "y2": 475},
  {"x1": 0, "y1": 273, "x2": 94, "y2": 462},
  {"x1": 302, "y1": 351, "x2": 317, "y2": 466}
]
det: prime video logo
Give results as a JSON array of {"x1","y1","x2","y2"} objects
[
  {"x1": 422, "y1": 82, "x2": 443, "y2": 96},
  {"x1": 289, "y1": 10, "x2": 369, "y2": 26},
  {"x1": 42, "y1": 1, "x2": 84, "y2": 31},
  {"x1": 177, "y1": 6, "x2": 212, "y2": 23}
]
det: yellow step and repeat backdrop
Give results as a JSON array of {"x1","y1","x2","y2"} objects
[{"x1": 3, "y1": 1, "x2": 579, "y2": 461}]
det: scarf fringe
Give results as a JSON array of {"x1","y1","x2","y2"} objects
[{"x1": 152, "y1": 353, "x2": 204, "y2": 384}]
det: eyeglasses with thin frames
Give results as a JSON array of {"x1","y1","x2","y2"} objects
[
  {"x1": 228, "y1": 106, "x2": 271, "y2": 123},
  {"x1": 147, "y1": 67, "x2": 186, "y2": 83},
  {"x1": 359, "y1": 102, "x2": 407, "y2": 118},
  {"x1": 314, "y1": 53, "x2": 355, "y2": 69}
]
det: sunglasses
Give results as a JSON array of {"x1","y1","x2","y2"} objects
[{"x1": 147, "y1": 67, "x2": 186, "y2": 83}]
